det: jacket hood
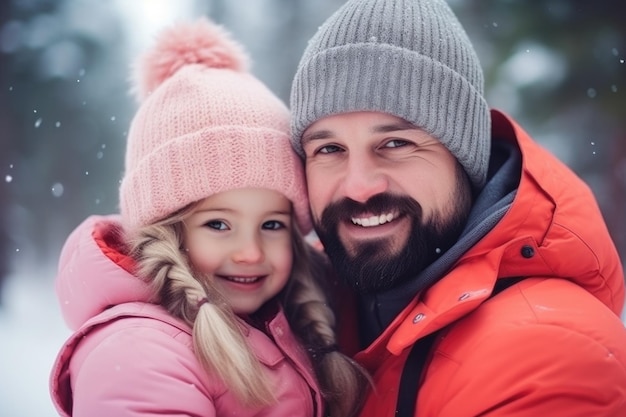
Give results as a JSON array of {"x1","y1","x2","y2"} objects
[
  {"x1": 474, "y1": 110, "x2": 624, "y2": 311},
  {"x1": 55, "y1": 215, "x2": 153, "y2": 330}
]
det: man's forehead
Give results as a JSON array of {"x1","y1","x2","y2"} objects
[{"x1": 302, "y1": 112, "x2": 421, "y2": 144}]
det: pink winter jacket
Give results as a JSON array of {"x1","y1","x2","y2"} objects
[{"x1": 49, "y1": 215, "x2": 324, "y2": 417}]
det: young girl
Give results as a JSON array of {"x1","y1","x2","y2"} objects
[{"x1": 49, "y1": 18, "x2": 367, "y2": 417}]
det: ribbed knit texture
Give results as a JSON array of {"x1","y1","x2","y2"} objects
[
  {"x1": 120, "y1": 19, "x2": 311, "y2": 234},
  {"x1": 290, "y1": 0, "x2": 490, "y2": 189}
]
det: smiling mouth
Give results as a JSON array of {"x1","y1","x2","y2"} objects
[
  {"x1": 351, "y1": 212, "x2": 398, "y2": 227},
  {"x1": 218, "y1": 276, "x2": 263, "y2": 284}
]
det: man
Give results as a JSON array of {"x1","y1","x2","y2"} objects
[{"x1": 290, "y1": 0, "x2": 626, "y2": 416}]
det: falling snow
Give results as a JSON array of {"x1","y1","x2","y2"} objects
[{"x1": 51, "y1": 183, "x2": 64, "y2": 197}]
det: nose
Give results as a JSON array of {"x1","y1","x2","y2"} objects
[
  {"x1": 231, "y1": 233, "x2": 264, "y2": 264},
  {"x1": 340, "y1": 153, "x2": 389, "y2": 203}
]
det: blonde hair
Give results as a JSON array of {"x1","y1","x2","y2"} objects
[
  {"x1": 126, "y1": 203, "x2": 368, "y2": 415},
  {"x1": 283, "y1": 225, "x2": 370, "y2": 417}
]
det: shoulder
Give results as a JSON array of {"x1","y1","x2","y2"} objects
[
  {"x1": 70, "y1": 304, "x2": 199, "y2": 377},
  {"x1": 64, "y1": 308, "x2": 221, "y2": 416},
  {"x1": 423, "y1": 278, "x2": 626, "y2": 415}
]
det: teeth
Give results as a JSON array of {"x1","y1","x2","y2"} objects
[
  {"x1": 226, "y1": 276, "x2": 260, "y2": 283},
  {"x1": 351, "y1": 212, "x2": 396, "y2": 227}
]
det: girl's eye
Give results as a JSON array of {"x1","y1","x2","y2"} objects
[
  {"x1": 262, "y1": 220, "x2": 286, "y2": 230},
  {"x1": 204, "y1": 220, "x2": 228, "y2": 230}
]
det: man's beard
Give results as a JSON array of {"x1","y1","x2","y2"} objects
[{"x1": 314, "y1": 166, "x2": 472, "y2": 293}]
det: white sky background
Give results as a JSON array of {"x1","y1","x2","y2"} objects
[
  {"x1": 112, "y1": 0, "x2": 199, "y2": 58},
  {"x1": 0, "y1": 2, "x2": 197, "y2": 416}
]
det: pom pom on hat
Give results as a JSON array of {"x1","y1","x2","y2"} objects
[
  {"x1": 132, "y1": 18, "x2": 250, "y2": 101},
  {"x1": 120, "y1": 18, "x2": 312, "y2": 235}
]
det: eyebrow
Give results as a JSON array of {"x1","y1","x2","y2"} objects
[
  {"x1": 373, "y1": 120, "x2": 419, "y2": 134},
  {"x1": 192, "y1": 207, "x2": 234, "y2": 214},
  {"x1": 302, "y1": 120, "x2": 419, "y2": 145},
  {"x1": 302, "y1": 130, "x2": 333, "y2": 145}
]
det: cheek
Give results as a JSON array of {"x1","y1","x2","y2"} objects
[
  {"x1": 272, "y1": 241, "x2": 294, "y2": 272},
  {"x1": 306, "y1": 166, "x2": 333, "y2": 217},
  {"x1": 260, "y1": 238, "x2": 294, "y2": 285},
  {"x1": 397, "y1": 162, "x2": 457, "y2": 215},
  {"x1": 427, "y1": 162, "x2": 465, "y2": 217},
  {"x1": 185, "y1": 235, "x2": 219, "y2": 274},
  {"x1": 187, "y1": 250, "x2": 219, "y2": 275},
  {"x1": 436, "y1": 160, "x2": 463, "y2": 202}
]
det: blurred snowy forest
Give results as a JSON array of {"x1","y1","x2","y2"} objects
[{"x1": 0, "y1": 0, "x2": 625, "y2": 416}]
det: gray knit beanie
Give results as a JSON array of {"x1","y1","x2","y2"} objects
[{"x1": 290, "y1": 0, "x2": 491, "y2": 189}]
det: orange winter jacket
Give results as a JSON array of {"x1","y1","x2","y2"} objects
[{"x1": 347, "y1": 110, "x2": 626, "y2": 417}]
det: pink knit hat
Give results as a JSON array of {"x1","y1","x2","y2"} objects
[{"x1": 119, "y1": 18, "x2": 311, "y2": 234}]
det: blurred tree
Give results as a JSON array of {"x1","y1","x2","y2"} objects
[
  {"x1": 202, "y1": 0, "x2": 345, "y2": 101},
  {"x1": 453, "y1": 0, "x2": 626, "y2": 260},
  {"x1": 0, "y1": 0, "x2": 130, "y2": 303},
  {"x1": 0, "y1": 0, "x2": 12, "y2": 303}
]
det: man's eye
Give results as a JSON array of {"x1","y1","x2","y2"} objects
[
  {"x1": 318, "y1": 144, "x2": 342, "y2": 154},
  {"x1": 263, "y1": 220, "x2": 286, "y2": 230},
  {"x1": 204, "y1": 220, "x2": 228, "y2": 230},
  {"x1": 385, "y1": 139, "x2": 409, "y2": 148}
]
